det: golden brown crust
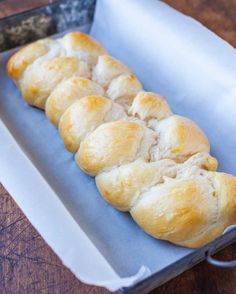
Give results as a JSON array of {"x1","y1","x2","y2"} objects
[
  {"x1": 212, "y1": 172, "x2": 236, "y2": 224},
  {"x1": 6, "y1": 39, "x2": 51, "y2": 80},
  {"x1": 131, "y1": 172, "x2": 236, "y2": 248},
  {"x1": 129, "y1": 91, "x2": 172, "y2": 121},
  {"x1": 76, "y1": 120, "x2": 156, "y2": 176},
  {"x1": 92, "y1": 55, "x2": 131, "y2": 87},
  {"x1": 7, "y1": 31, "x2": 236, "y2": 249},
  {"x1": 106, "y1": 74, "x2": 142, "y2": 105},
  {"x1": 59, "y1": 95, "x2": 126, "y2": 152},
  {"x1": 62, "y1": 32, "x2": 106, "y2": 65},
  {"x1": 20, "y1": 57, "x2": 90, "y2": 109},
  {"x1": 7, "y1": 31, "x2": 106, "y2": 109},
  {"x1": 59, "y1": 95, "x2": 110, "y2": 152},
  {"x1": 179, "y1": 172, "x2": 236, "y2": 247},
  {"x1": 96, "y1": 159, "x2": 176, "y2": 211},
  {"x1": 130, "y1": 177, "x2": 217, "y2": 247},
  {"x1": 46, "y1": 77, "x2": 104, "y2": 126},
  {"x1": 96, "y1": 153, "x2": 218, "y2": 214},
  {"x1": 151, "y1": 115, "x2": 210, "y2": 162}
]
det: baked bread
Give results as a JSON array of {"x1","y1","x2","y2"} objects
[
  {"x1": 6, "y1": 38, "x2": 52, "y2": 81},
  {"x1": 95, "y1": 152, "x2": 218, "y2": 212},
  {"x1": 75, "y1": 113, "x2": 210, "y2": 175},
  {"x1": 20, "y1": 57, "x2": 90, "y2": 109},
  {"x1": 46, "y1": 77, "x2": 105, "y2": 126},
  {"x1": 76, "y1": 120, "x2": 156, "y2": 176},
  {"x1": 92, "y1": 54, "x2": 132, "y2": 87},
  {"x1": 59, "y1": 95, "x2": 127, "y2": 152},
  {"x1": 7, "y1": 31, "x2": 236, "y2": 248},
  {"x1": 131, "y1": 170, "x2": 236, "y2": 248},
  {"x1": 7, "y1": 32, "x2": 107, "y2": 108},
  {"x1": 129, "y1": 91, "x2": 172, "y2": 121}
]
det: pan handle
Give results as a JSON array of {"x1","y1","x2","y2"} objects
[{"x1": 206, "y1": 248, "x2": 236, "y2": 267}]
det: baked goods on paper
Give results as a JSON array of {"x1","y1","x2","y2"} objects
[{"x1": 7, "y1": 32, "x2": 236, "y2": 248}]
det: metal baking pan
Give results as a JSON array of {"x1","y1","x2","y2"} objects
[
  {"x1": 0, "y1": 0, "x2": 95, "y2": 52},
  {"x1": 0, "y1": 1, "x2": 235, "y2": 293}
]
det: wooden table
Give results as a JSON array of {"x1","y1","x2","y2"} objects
[{"x1": 1, "y1": 1, "x2": 236, "y2": 293}]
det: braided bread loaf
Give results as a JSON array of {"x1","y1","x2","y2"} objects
[{"x1": 7, "y1": 32, "x2": 236, "y2": 248}]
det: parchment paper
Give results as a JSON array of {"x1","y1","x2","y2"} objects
[{"x1": 0, "y1": 0, "x2": 236, "y2": 291}]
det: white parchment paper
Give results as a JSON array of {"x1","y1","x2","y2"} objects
[{"x1": 0, "y1": 0, "x2": 236, "y2": 291}]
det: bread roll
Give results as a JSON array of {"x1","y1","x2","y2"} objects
[
  {"x1": 62, "y1": 32, "x2": 106, "y2": 66},
  {"x1": 180, "y1": 151, "x2": 218, "y2": 171},
  {"x1": 131, "y1": 171, "x2": 236, "y2": 248},
  {"x1": 7, "y1": 31, "x2": 236, "y2": 248},
  {"x1": 7, "y1": 32, "x2": 106, "y2": 109},
  {"x1": 77, "y1": 114, "x2": 209, "y2": 175},
  {"x1": 96, "y1": 159, "x2": 176, "y2": 211},
  {"x1": 20, "y1": 57, "x2": 90, "y2": 109},
  {"x1": 106, "y1": 74, "x2": 142, "y2": 105},
  {"x1": 76, "y1": 120, "x2": 156, "y2": 176},
  {"x1": 92, "y1": 55, "x2": 131, "y2": 87},
  {"x1": 46, "y1": 77, "x2": 104, "y2": 126},
  {"x1": 151, "y1": 115, "x2": 210, "y2": 162},
  {"x1": 95, "y1": 153, "x2": 217, "y2": 212},
  {"x1": 129, "y1": 91, "x2": 172, "y2": 121},
  {"x1": 7, "y1": 39, "x2": 52, "y2": 81},
  {"x1": 211, "y1": 173, "x2": 236, "y2": 230},
  {"x1": 131, "y1": 176, "x2": 215, "y2": 247},
  {"x1": 59, "y1": 95, "x2": 126, "y2": 152}
]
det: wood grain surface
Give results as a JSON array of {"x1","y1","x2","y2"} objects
[
  {"x1": 0, "y1": 0, "x2": 57, "y2": 18},
  {"x1": 164, "y1": 0, "x2": 236, "y2": 48},
  {"x1": 1, "y1": 1, "x2": 236, "y2": 293}
]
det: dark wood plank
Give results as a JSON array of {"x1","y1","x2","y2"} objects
[
  {"x1": 1, "y1": 1, "x2": 236, "y2": 293},
  {"x1": 163, "y1": 0, "x2": 236, "y2": 48},
  {"x1": 0, "y1": 184, "x2": 110, "y2": 294},
  {"x1": 0, "y1": 0, "x2": 58, "y2": 18}
]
